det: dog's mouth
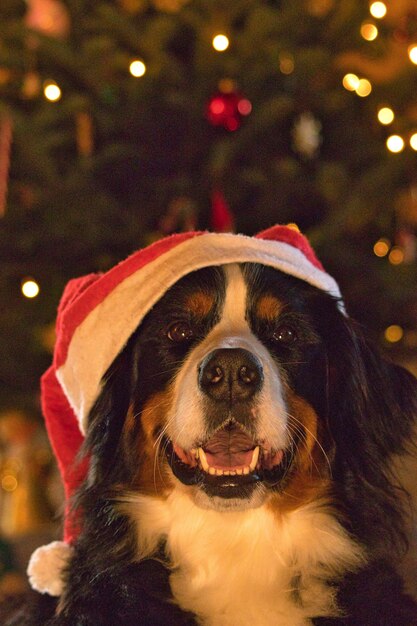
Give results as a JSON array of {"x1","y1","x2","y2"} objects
[{"x1": 163, "y1": 420, "x2": 293, "y2": 499}]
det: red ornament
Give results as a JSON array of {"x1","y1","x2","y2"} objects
[
  {"x1": 206, "y1": 90, "x2": 252, "y2": 132},
  {"x1": 211, "y1": 188, "x2": 234, "y2": 232}
]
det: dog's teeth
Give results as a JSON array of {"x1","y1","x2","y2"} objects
[
  {"x1": 209, "y1": 467, "x2": 216, "y2": 475},
  {"x1": 243, "y1": 466, "x2": 250, "y2": 475},
  {"x1": 223, "y1": 470, "x2": 230, "y2": 475},
  {"x1": 249, "y1": 446, "x2": 260, "y2": 471},
  {"x1": 236, "y1": 469, "x2": 243, "y2": 475},
  {"x1": 215, "y1": 468, "x2": 224, "y2": 476},
  {"x1": 191, "y1": 448, "x2": 199, "y2": 459},
  {"x1": 199, "y1": 448, "x2": 209, "y2": 471}
]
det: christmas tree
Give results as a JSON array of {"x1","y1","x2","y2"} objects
[{"x1": 1, "y1": 0, "x2": 417, "y2": 415}]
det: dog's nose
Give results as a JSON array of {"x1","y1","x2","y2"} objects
[{"x1": 198, "y1": 348, "x2": 263, "y2": 402}]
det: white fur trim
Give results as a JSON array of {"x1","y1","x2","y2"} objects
[
  {"x1": 27, "y1": 541, "x2": 73, "y2": 596},
  {"x1": 57, "y1": 232, "x2": 343, "y2": 431}
]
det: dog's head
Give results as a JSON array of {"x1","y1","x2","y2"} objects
[
  {"x1": 113, "y1": 263, "x2": 329, "y2": 512},
  {"x1": 85, "y1": 258, "x2": 416, "y2": 527}
]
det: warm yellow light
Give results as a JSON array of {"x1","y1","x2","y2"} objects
[
  {"x1": 21, "y1": 279, "x2": 40, "y2": 299},
  {"x1": 384, "y1": 325, "x2": 403, "y2": 343},
  {"x1": 342, "y1": 73, "x2": 360, "y2": 91},
  {"x1": 361, "y1": 22, "x2": 378, "y2": 41},
  {"x1": 386, "y1": 135, "x2": 405, "y2": 153},
  {"x1": 388, "y1": 246, "x2": 404, "y2": 264},
  {"x1": 369, "y1": 2, "x2": 387, "y2": 19},
  {"x1": 410, "y1": 133, "x2": 417, "y2": 150},
  {"x1": 408, "y1": 45, "x2": 417, "y2": 65},
  {"x1": 1, "y1": 475, "x2": 18, "y2": 492},
  {"x1": 355, "y1": 78, "x2": 372, "y2": 97},
  {"x1": 212, "y1": 34, "x2": 229, "y2": 52},
  {"x1": 43, "y1": 82, "x2": 61, "y2": 102},
  {"x1": 129, "y1": 60, "x2": 146, "y2": 77},
  {"x1": 373, "y1": 238, "x2": 390, "y2": 257},
  {"x1": 377, "y1": 107, "x2": 394, "y2": 125}
]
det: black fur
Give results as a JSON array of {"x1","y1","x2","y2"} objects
[{"x1": 9, "y1": 265, "x2": 417, "y2": 624}]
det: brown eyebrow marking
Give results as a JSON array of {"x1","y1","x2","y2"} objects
[
  {"x1": 256, "y1": 294, "x2": 283, "y2": 321},
  {"x1": 184, "y1": 291, "x2": 216, "y2": 317}
]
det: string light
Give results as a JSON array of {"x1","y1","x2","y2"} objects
[
  {"x1": 21, "y1": 279, "x2": 40, "y2": 298},
  {"x1": 388, "y1": 246, "x2": 404, "y2": 264},
  {"x1": 384, "y1": 325, "x2": 403, "y2": 343},
  {"x1": 212, "y1": 34, "x2": 229, "y2": 52},
  {"x1": 408, "y1": 45, "x2": 417, "y2": 65},
  {"x1": 43, "y1": 81, "x2": 61, "y2": 102},
  {"x1": 377, "y1": 107, "x2": 394, "y2": 125},
  {"x1": 356, "y1": 78, "x2": 372, "y2": 97},
  {"x1": 369, "y1": 2, "x2": 387, "y2": 19},
  {"x1": 386, "y1": 135, "x2": 404, "y2": 153},
  {"x1": 361, "y1": 22, "x2": 378, "y2": 41},
  {"x1": 342, "y1": 73, "x2": 360, "y2": 91},
  {"x1": 410, "y1": 133, "x2": 417, "y2": 150},
  {"x1": 129, "y1": 60, "x2": 146, "y2": 77},
  {"x1": 373, "y1": 238, "x2": 390, "y2": 257}
]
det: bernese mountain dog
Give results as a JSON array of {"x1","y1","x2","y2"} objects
[{"x1": 7, "y1": 229, "x2": 417, "y2": 625}]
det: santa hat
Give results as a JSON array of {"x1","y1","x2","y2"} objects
[{"x1": 27, "y1": 225, "x2": 343, "y2": 596}]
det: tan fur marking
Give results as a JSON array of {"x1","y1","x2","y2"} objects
[
  {"x1": 269, "y1": 393, "x2": 332, "y2": 515},
  {"x1": 185, "y1": 291, "x2": 215, "y2": 318},
  {"x1": 256, "y1": 294, "x2": 283, "y2": 321},
  {"x1": 123, "y1": 392, "x2": 175, "y2": 496}
]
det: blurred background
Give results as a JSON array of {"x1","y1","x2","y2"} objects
[{"x1": 1, "y1": 0, "x2": 417, "y2": 599}]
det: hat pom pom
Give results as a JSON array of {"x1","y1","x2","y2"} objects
[{"x1": 27, "y1": 540, "x2": 73, "y2": 596}]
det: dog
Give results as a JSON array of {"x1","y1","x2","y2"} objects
[{"x1": 8, "y1": 228, "x2": 417, "y2": 625}]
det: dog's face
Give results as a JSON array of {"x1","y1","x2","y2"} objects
[{"x1": 118, "y1": 262, "x2": 335, "y2": 513}]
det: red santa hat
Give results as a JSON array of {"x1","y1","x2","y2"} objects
[{"x1": 27, "y1": 225, "x2": 343, "y2": 596}]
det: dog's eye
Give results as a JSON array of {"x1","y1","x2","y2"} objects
[
  {"x1": 272, "y1": 325, "x2": 297, "y2": 344},
  {"x1": 167, "y1": 322, "x2": 194, "y2": 343}
]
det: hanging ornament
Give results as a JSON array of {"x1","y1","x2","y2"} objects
[
  {"x1": 291, "y1": 112, "x2": 322, "y2": 159},
  {"x1": 75, "y1": 112, "x2": 94, "y2": 157},
  {"x1": 25, "y1": 0, "x2": 70, "y2": 38},
  {"x1": 0, "y1": 114, "x2": 12, "y2": 217},
  {"x1": 211, "y1": 188, "x2": 234, "y2": 233},
  {"x1": 206, "y1": 81, "x2": 252, "y2": 132}
]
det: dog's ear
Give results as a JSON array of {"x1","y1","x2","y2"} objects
[
  {"x1": 324, "y1": 309, "x2": 417, "y2": 550},
  {"x1": 80, "y1": 336, "x2": 137, "y2": 484},
  {"x1": 327, "y1": 315, "x2": 417, "y2": 456}
]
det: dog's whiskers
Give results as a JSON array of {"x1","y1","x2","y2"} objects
[{"x1": 287, "y1": 412, "x2": 332, "y2": 478}]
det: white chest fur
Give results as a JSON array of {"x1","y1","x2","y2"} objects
[{"x1": 126, "y1": 489, "x2": 364, "y2": 626}]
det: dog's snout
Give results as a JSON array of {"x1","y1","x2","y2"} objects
[{"x1": 198, "y1": 348, "x2": 263, "y2": 402}]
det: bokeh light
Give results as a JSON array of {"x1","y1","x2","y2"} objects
[
  {"x1": 21, "y1": 279, "x2": 40, "y2": 299},
  {"x1": 386, "y1": 135, "x2": 404, "y2": 153},
  {"x1": 377, "y1": 107, "x2": 394, "y2": 125},
  {"x1": 369, "y1": 2, "x2": 387, "y2": 19},
  {"x1": 129, "y1": 60, "x2": 146, "y2": 77},
  {"x1": 212, "y1": 34, "x2": 229, "y2": 52},
  {"x1": 43, "y1": 81, "x2": 61, "y2": 102}
]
